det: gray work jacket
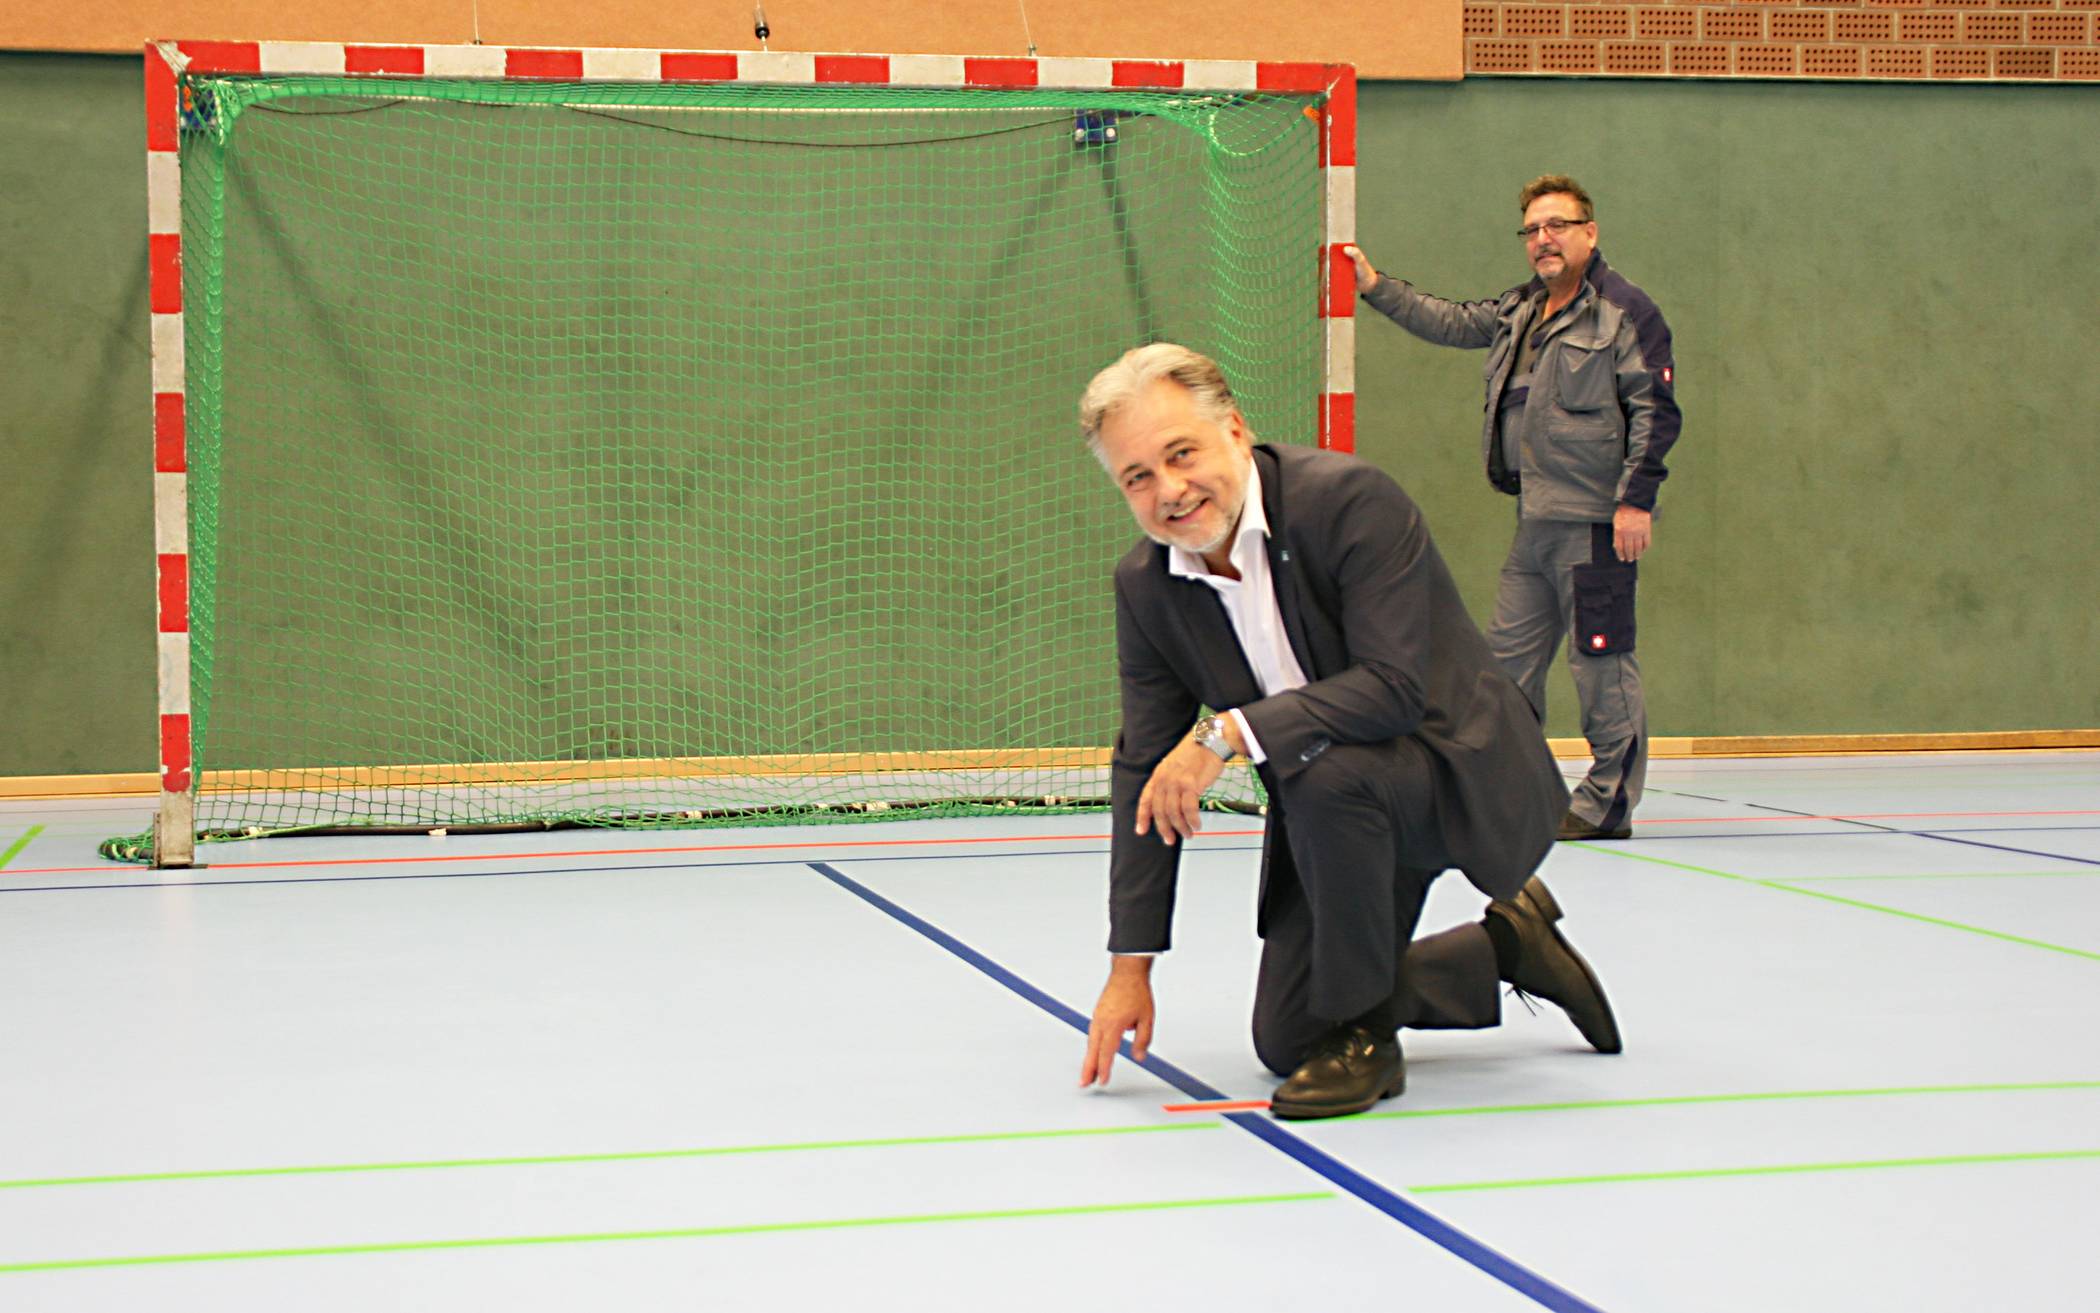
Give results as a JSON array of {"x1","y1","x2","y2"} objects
[{"x1": 1363, "y1": 251, "x2": 1680, "y2": 522}]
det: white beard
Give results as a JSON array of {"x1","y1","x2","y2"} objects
[{"x1": 1146, "y1": 487, "x2": 1245, "y2": 559}]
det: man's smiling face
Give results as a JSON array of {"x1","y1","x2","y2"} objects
[{"x1": 1096, "y1": 377, "x2": 1254, "y2": 562}]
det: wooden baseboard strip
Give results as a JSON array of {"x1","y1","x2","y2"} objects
[
  {"x1": 1617, "y1": 730, "x2": 2100, "y2": 759},
  {"x1": 4, "y1": 732, "x2": 2094, "y2": 801}
]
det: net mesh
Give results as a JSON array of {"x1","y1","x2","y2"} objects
[{"x1": 110, "y1": 73, "x2": 1328, "y2": 860}]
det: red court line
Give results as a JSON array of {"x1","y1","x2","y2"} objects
[
  {"x1": 5, "y1": 829, "x2": 1268, "y2": 877},
  {"x1": 1639, "y1": 809, "x2": 2100, "y2": 826},
  {"x1": 14, "y1": 808, "x2": 2094, "y2": 878},
  {"x1": 1164, "y1": 1099, "x2": 1273, "y2": 1113}
]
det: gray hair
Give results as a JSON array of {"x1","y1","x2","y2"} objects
[{"x1": 1078, "y1": 343, "x2": 1245, "y2": 462}]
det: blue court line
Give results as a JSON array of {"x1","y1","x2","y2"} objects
[
  {"x1": 1901, "y1": 834, "x2": 2100, "y2": 869},
  {"x1": 806, "y1": 860, "x2": 1607, "y2": 1313},
  {"x1": 1658, "y1": 796, "x2": 2100, "y2": 871},
  {"x1": 1648, "y1": 757, "x2": 2099, "y2": 775},
  {"x1": 0, "y1": 846, "x2": 1265, "y2": 896},
  {"x1": 1589, "y1": 825, "x2": 2100, "y2": 843},
  {"x1": 1616, "y1": 826, "x2": 2100, "y2": 851}
]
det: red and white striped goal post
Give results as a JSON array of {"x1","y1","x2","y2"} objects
[{"x1": 141, "y1": 41, "x2": 1357, "y2": 867}]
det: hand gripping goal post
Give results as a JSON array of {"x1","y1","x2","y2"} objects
[{"x1": 126, "y1": 41, "x2": 1357, "y2": 866}]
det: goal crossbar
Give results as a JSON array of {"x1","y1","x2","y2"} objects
[{"x1": 131, "y1": 41, "x2": 1356, "y2": 866}]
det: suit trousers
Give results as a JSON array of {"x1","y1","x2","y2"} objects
[
  {"x1": 1488, "y1": 514, "x2": 1647, "y2": 831},
  {"x1": 1250, "y1": 738, "x2": 1505, "y2": 1078}
]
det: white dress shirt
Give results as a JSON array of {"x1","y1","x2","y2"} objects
[{"x1": 1165, "y1": 459, "x2": 1309, "y2": 764}]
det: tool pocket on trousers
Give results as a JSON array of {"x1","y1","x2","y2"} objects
[{"x1": 1571, "y1": 560, "x2": 1637, "y2": 656}]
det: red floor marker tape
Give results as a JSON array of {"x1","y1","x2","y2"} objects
[{"x1": 1163, "y1": 1099, "x2": 1273, "y2": 1114}]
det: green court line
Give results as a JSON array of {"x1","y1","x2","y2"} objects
[
  {"x1": 1572, "y1": 844, "x2": 2100, "y2": 961},
  {"x1": 17, "y1": 1081, "x2": 2097, "y2": 1193},
  {"x1": 0, "y1": 1191, "x2": 1332, "y2": 1275},
  {"x1": 0, "y1": 826, "x2": 41, "y2": 870},
  {"x1": 0, "y1": 1121, "x2": 1216, "y2": 1191},
  {"x1": 1355, "y1": 1078, "x2": 2100, "y2": 1123},
  {"x1": 1411, "y1": 1148, "x2": 2100, "y2": 1194}
]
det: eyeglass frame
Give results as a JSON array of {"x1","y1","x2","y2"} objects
[{"x1": 1517, "y1": 215, "x2": 1594, "y2": 241}]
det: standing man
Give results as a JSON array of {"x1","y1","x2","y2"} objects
[
  {"x1": 1348, "y1": 175, "x2": 1680, "y2": 841},
  {"x1": 1076, "y1": 343, "x2": 1620, "y2": 1120}
]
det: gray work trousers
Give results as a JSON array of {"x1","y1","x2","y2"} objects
[{"x1": 1487, "y1": 514, "x2": 1647, "y2": 830}]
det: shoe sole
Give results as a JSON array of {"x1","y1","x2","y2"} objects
[{"x1": 1270, "y1": 1070, "x2": 1407, "y2": 1121}]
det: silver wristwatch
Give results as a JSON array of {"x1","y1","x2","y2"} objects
[{"x1": 1190, "y1": 714, "x2": 1236, "y2": 762}]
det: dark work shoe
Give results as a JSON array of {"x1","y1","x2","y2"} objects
[
  {"x1": 1558, "y1": 811, "x2": 1633, "y2": 841},
  {"x1": 1270, "y1": 1024, "x2": 1405, "y2": 1120},
  {"x1": 1487, "y1": 877, "x2": 1623, "y2": 1054}
]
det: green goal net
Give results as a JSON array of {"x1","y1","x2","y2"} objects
[{"x1": 110, "y1": 71, "x2": 1329, "y2": 861}]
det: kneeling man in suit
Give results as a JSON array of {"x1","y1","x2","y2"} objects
[{"x1": 1077, "y1": 343, "x2": 1621, "y2": 1118}]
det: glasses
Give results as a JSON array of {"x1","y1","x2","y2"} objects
[{"x1": 1517, "y1": 216, "x2": 1592, "y2": 241}]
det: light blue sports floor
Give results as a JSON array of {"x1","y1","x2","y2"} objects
[{"x1": 2, "y1": 751, "x2": 2095, "y2": 1311}]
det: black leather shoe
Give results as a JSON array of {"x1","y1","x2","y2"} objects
[
  {"x1": 1270, "y1": 1024, "x2": 1405, "y2": 1120},
  {"x1": 1558, "y1": 811, "x2": 1632, "y2": 841},
  {"x1": 1487, "y1": 877, "x2": 1623, "y2": 1054}
]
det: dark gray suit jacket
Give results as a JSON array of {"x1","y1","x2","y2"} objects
[{"x1": 1107, "y1": 443, "x2": 1568, "y2": 953}]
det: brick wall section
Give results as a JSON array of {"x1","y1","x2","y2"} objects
[
  {"x1": 1670, "y1": 42, "x2": 1732, "y2": 72},
  {"x1": 1543, "y1": 40, "x2": 1605, "y2": 70},
  {"x1": 1465, "y1": 1, "x2": 2098, "y2": 80},
  {"x1": 1638, "y1": 8, "x2": 1699, "y2": 38},
  {"x1": 1771, "y1": 12, "x2": 1833, "y2": 42},
  {"x1": 1605, "y1": 43, "x2": 1669, "y2": 71},
  {"x1": 1965, "y1": 14, "x2": 2025, "y2": 41},
  {"x1": 1836, "y1": 13, "x2": 1898, "y2": 42},
  {"x1": 1506, "y1": 6, "x2": 1569, "y2": 37},
  {"x1": 2031, "y1": 13, "x2": 2091, "y2": 41},
  {"x1": 1899, "y1": 13, "x2": 1961, "y2": 42},
  {"x1": 1868, "y1": 46, "x2": 1930, "y2": 74},
  {"x1": 1703, "y1": 9, "x2": 1766, "y2": 40},
  {"x1": 1572, "y1": 8, "x2": 1635, "y2": 39},
  {"x1": 1803, "y1": 46, "x2": 1865, "y2": 74}
]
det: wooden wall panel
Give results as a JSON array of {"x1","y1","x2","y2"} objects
[
  {"x1": 1462, "y1": 0, "x2": 2098, "y2": 81},
  {"x1": 0, "y1": 1, "x2": 1460, "y2": 80}
]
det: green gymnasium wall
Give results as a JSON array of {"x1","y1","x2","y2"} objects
[
  {"x1": 1, "y1": 55, "x2": 154, "y2": 777},
  {"x1": 1, "y1": 54, "x2": 2094, "y2": 776},
  {"x1": 1348, "y1": 78, "x2": 2099, "y2": 741}
]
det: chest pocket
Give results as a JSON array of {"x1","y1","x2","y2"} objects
[{"x1": 1553, "y1": 335, "x2": 1617, "y2": 413}]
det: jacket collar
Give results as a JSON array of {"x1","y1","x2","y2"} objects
[
  {"x1": 1252, "y1": 444, "x2": 1318, "y2": 677},
  {"x1": 1254, "y1": 443, "x2": 1285, "y2": 539}
]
